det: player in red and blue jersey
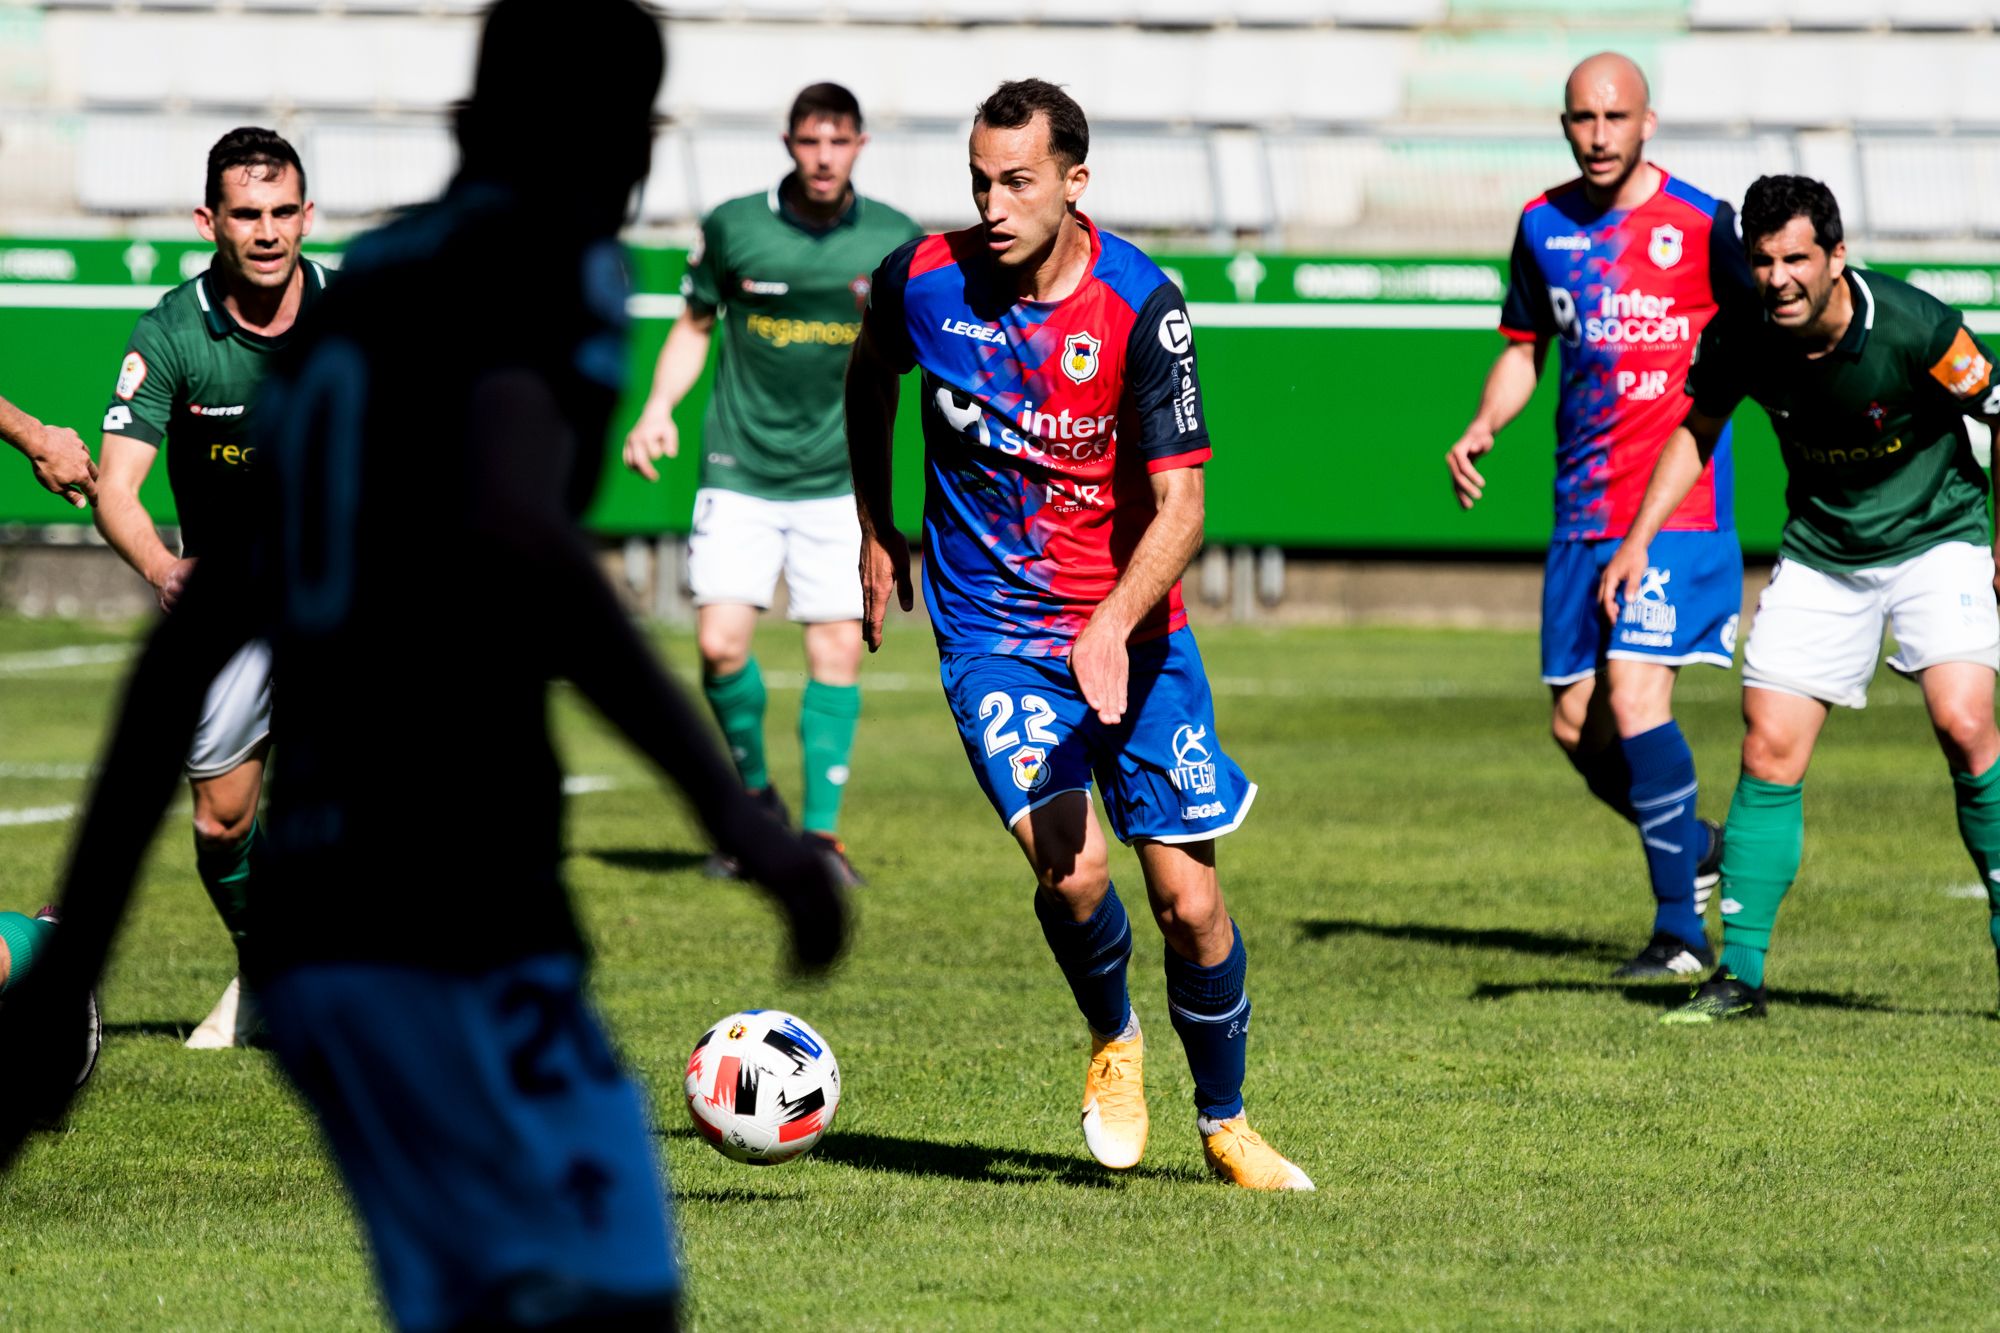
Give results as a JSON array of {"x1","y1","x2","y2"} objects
[
  {"x1": 848, "y1": 80, "x2": 1310, "y2": 1190},
  {"x1": 1446, "y1": 53, "x2": 1754, "y2": 980}
]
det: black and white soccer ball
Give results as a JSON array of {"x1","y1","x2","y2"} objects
[{"x1": 684, "y1": 1009, "x2": 840, "y2": 1165}]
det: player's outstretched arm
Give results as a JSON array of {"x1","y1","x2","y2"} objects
[
  {"x1": 622, "y1": 309, "x2": 715, "y2": 482},
  {"x1": 844, "y1": 321, "x2": 912, "y2": 652},
  {"x1": 0, "y1": 395, "x2": 96, "y2": 508},
  {"x1": 1072, "y1": 466, "x2": 1206, "y2": 727},
  {"x1": 0, "y1": 563, "x2": 251, "y2": 1166},
  {"x1": 1598, "y1": 409, "x2": 1728, "y2": 622},
  {"x1": 1447, "y1": 337, "x2": 1546, "y2": 509},
  {"x1": 95, "y1": 436, "x2": 193, "y2": 612},
  {"x1": 467, "y1": 369, "x2": 846, "y2": 972}
]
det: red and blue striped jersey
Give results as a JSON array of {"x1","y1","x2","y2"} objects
[
  {"x1": 1500, "y1": 169, "x2": 1753, "y2": 541},
  {"x1": 867, "y1": 218, "x2": 1210, "y2": 657}
]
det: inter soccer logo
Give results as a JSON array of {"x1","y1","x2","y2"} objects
[
  {"x1": 1061, "y1": 331, "x2": 1101, "y2": 384},
  {"x1": 1648, "y1": 224, "x2": 1684, "y2": 270}
]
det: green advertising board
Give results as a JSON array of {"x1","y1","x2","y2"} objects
[{"x1": 1, "y1": 236, "x2": 1994, "y2": 554}]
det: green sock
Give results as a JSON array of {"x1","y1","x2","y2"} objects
[
  {"x1": 703, "y1": 660, "x2": 770, "y2": 792},
  {"x1": 0, "y1": 911, "x2": 55, "y2": 995},
  {"x1": 799, "y1": 680, "x2": 861, "y2": 835},
  {"x1": 1716, "y1": 775, "x2": 1805, "y2": 990},
  {"x1": 196, "y1": 818, "x2": 260, "y2": 949},
  {"x1": 1951, "y1": 759, "x2": 2000, "y2": 958}
]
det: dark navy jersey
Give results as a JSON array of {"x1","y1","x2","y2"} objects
[
  {"x1": 866, "y1": 217, "x2": 1209, "y2": 657},
  {"x1": 247, "y1": 181, "x2": 630, "y2": 969},
  {"x1": 1501, "y1": 169, "x2": 1752, "y2": 540}
]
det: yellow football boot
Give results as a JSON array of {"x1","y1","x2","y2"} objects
[
  {"x1": 1200, "y1": 1114, "x2": 1315, "y2": 1191},
  {"x1": 1080, "y1": 1019, "x2": 1147, "y2": 1169}
]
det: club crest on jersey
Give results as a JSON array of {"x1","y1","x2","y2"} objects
[
  {"x1": 1648, "y1": 224, "x2": 1684, "y2": 270},
  {"x1": 1009, "y1": 744, "x2": 1051, "y2": 793},
  {"x1": 1061, "y1": 331, "x2": 1102, "y2": 384}
]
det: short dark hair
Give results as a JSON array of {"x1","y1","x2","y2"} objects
[
  {"x1": 788, "y1": 82, "x2": 862, "y2": 134},
  {"x1": 205, "y1": 127, "x2": 305, "y2": 209},
  {"x1": 975, "y1": 79, "x2": 1088, "y2": 169},
  {"x1": 1741, "y1": 174, "x2": 1844, "y2": 254}
]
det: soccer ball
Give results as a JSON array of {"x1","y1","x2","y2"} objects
[{"x1": 684, "y1": 1009, "x2": 840, "y2": 1165}]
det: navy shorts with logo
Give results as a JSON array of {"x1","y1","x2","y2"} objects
[
  {"x1": 938, "y1": 627, "x2": 1257, "y2": 844},
  {"x1": 260, "y1": 952, "x2": 678, "y2": 1333},
  {"x1": 1541, "y1": 530, "x2": 1743, "y2": 685}
]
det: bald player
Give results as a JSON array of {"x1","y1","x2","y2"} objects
[{"x1": 1446, "y1": 53, "x2": 1754, "y2": 979}]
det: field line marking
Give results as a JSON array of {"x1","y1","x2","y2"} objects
[
  {"x1": 0, "y1": 762, "x2": 95, "y2": 779},
  {"x1": 0, "y1": 644, "x2": 133, "y2": 674},
  {"x1": 0, "y1": 803, "x2": 77, "y2": 827}
]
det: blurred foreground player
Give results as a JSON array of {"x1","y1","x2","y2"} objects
[
  {"x1": 847, "y1": 79, "x2": 1309, "y2": 1190},
  {"x1": 1446, "y1": 53, "x2": 1750, "y2": 978},
  {"x1": 95, "y1": 126, "x2": 328, "y2": 1048},
  {"x1": 0, "y1": 3, "x2": 845, "y2": 1329},
  {"x1": 1604, "y1": 176, "x2": 2000, "y2": 1023},
  {"x1": 625, "y1": 83, "x2": 917, "y2": 886}
]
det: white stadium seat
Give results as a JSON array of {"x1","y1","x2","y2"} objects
[
  {"x1": 75, "y1": 115, "x2": 246, "y2": 213},
  {"x1": 1860, "y1": 138, "x2": 1979, "y2": 237},
  {"x1": 310, "y1": 121, "x2": 456, "y2": 215}
]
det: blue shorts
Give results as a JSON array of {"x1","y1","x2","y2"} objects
[
  {"x1": 1542, "y1": 531, "x2": 1743, "y2": 685},
  {"x1": 260, "y1": 954, "x2": 677, "y2": 1333},
  {"x1": 939, "y1": 627, "x2": 1257, "y2": 844}
]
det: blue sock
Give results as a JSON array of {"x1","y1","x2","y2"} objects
[
  {"x1": 1165, "y1": 922, "x2": 1249, "y2": 1122},
  {"x1": 1569, "y1": 742, "x2": 1636, "y2": 823},
  {"x1": 1034, "y1": 887, "x2": 1132, "y2": 1039},
  {"x1": 1622, "y1": 721, "x2": 1705, "y2": 951}
]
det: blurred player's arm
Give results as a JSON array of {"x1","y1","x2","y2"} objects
[
  {"x1": 468, "y1": 369, "x2": 844, "y2": 969},
  {"x1": 1447, "y1": 339, "x2": 1548, "y2": 509},
  {"x1": 1451, "y1": 220, "x2": 1559, "y2": 509},
  {"x1": 1073, "y1": 466, "x2": 1205, "y2": 726},
  {"x1": 0, "y1": 561, "x2": 252, "y2": 1164},
  {"x1": 625, "y1": 213, "x2": 726, "y2": 481},
  {"x1": 622, "y1": 307, "x2": 715, "y2": 482},
  {"x1": 846, "y1": 245, "x2": 922, "y2": 652},
  {"x1": 0, "y1": 393, "x2": 95, "y2": 508},
  {"x1": 96, "y1": 436, "x2": 192, "y2": 613}
]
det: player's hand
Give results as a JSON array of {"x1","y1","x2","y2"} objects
[
  {"x1": 1446, "y1": 424, "x2": 1495, "y2": 510},
  {"x1": 860, "y1": 528, "x2": 913, "y2": 653},
  {"x1": 721, "y1": 804, "x2": 849, "y2": 977},
  {"x1": 24, "y1": 422, "x2": 96, "y2": 508},
  {"x1": 1071, "y1": 613, "x2": 1131, "y2": 726},
  {"x1": 154, "y1": 557, "x2": 197, "y2": 614},
  {"x1": 1598, "y1": 539, "x2": 1650, "y2": 623},
  {"x1": 622, "y1": 401, "x2": 678, "y2": 482}
]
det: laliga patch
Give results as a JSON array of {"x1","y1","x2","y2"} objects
[
  {"x1": 1648, "y1": 224, "x2": 1683, "y2": 270},
  {"x1": 1009, "y1": 744, "x2": 1051, "y2": 793},
  {"x1": 1061, "y1": 331, "x2": 1101, "y2": 384},
  {"x1": 114, "y1": 351, "x2": 147, "y2": 401},
  {"x1": 1929, "y1": 326, "x2": 1993, "y2": 400}
]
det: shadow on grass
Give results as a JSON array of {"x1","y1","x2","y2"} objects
[
  {"x1": 102, "y1": 1020, "x2": 195, "y2": 1040},
  {"x1": 1299, "y1": 917, "x2": 1623, "y2": 963},
  {"x1": 665, "y1": 1125, "x2": 1188, "y2": 1188},
  {"x1": 1470, "y1": 978, "x2": 1911, "y2": 1014},
  {"x1": 590, "y1": 847, "x2": 710, "y2": 875}
]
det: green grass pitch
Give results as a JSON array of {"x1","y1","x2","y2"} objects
[{"x1": 2, "y1": 611, "x2": 1999, "y2": 1329}]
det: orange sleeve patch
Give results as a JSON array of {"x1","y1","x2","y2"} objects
[{"x1": 1927, "y1": 326, "x2": 1993, "y2": 401}]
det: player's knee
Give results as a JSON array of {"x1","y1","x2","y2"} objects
[
  {"x1": 1741, "y1": 726, "x2": 1806, "y2": 785},
  {"x1": 192, "y1": 812, "x2": 252, "y2": 850},
  {"x1": 697, "y1": 627, "x2": 750, "y2": 676},
  {"x1": 1034, "y1": 842, "x2": 1108, "y2": 908},
  {"x1": 1932, "y1": 704, "x2": 1997, "y2": 769},
  {"x1": 1550, "y1": 711, "x2": 1584, "y2": 754}
]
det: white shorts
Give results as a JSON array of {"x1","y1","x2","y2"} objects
[
  {"x1": 1742, "y1": 541, "x2": 2000, "y2": 710},
  {"x1": 186, "y1": 638, "x2": 272, "y2": 778},
  {"x1": 686, "y1": 487, "x2": 864, "y2": 623}
]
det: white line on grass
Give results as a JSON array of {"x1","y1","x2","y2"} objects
[
  {"x1": 0, "y1": 804, "x2": 77, "y2": 827},
  {"x1": 1946, "y1": 884, "x2": 1990, "y2": 899},
  {"x1": 0, "y1": 644, "x2": 133, "y2": 674},
  {"x1": 0, "y1": 776, "x2": 620, "y2": 834},
  {"x1": 0, "y1": 762, "x2": 95, "y2": 779}
]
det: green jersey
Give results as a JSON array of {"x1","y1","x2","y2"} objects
[
  {"x1": 682, "y1": 182, "x2": 919, "y2": 500},
  {"x1": 102, "y1": 260, "x2": 331, "y2": 558},
  {"x1": 1688, "y1": 268, "x2": 1996, "y2": 572}
]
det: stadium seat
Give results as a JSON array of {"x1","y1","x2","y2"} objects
[
  {"x1": 1783, "y1": 0, "x2": 1889, "y2": 29},
  {"x1": 857, "y1": 129, "x2": 983, "y2": 227},
  {"x1": 635, "y1": 131, "x2": 698, "y2": 224},
  {"x1": 1861, "y1": 138, "x2": 1980, "y2": 238},
  {"x1": 75, "y1": 114, "x2": 244, "y2": 214},
  {"x1": 1687, "y1": 0, "x2": 1783, "y2": 27},
  {"x1": 1650, "y1": 135, "x2": 1796, "y2": 214},
  {"x1": 1851, "y1": 41, "x2": 1958, "y2": 128},
  {"x1": 1080, "y1": 135, "x2": 1215, "y2": 233},
  {"x1": 1886, "y1": 0, "x2": 1993, "y2": 29},
  {"x1": 310, "y1": 121, "x2": 455, "y2": 215},
  {"x1": 1327, "y1": 0, "x2": 1448, "y2": 22}
]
